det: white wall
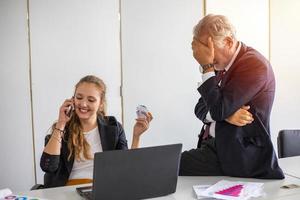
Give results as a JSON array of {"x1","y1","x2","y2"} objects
[
  {"x1": 29, "y1": 0, "x2": 121, "y2": 184},
  {"x1": 0, "y1": 0, "x2": 35, "y2": 191},
  {"x1": 121, "y1": 0, "x2": 203, "y2": 150},
  {"x1": 270, "y1": 0, "x2": 300, "y2": 142},
  {"x1": 206, "y1": 0, "x2": 269, "y2": 65}
]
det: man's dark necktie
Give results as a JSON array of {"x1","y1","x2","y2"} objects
[{"x1": 216, "y1": 70, "x2": 226, "y2": 84}]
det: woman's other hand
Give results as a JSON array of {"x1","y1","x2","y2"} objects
[
  {"x1": 131, "y1": 112, "x2": 153, "y2": 149},
  {"x1": 133, "y1": 112, "x2": 153, "y2": 137}
]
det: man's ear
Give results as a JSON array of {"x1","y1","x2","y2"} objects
[{"x1": 224, "y1": 36, "x2": 234, "y2": 48}]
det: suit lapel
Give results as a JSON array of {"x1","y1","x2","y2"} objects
[
  {"x1": 98, "y1": 117, "x2": 117, "y2": 151},
  {"x1": 221, "y1": 42, "x2": 247, "y2": 87}
]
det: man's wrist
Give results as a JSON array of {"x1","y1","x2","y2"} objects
[
  {"x1": 199, "y1": 63, "x2": 215, "y2": 74},
  {"x1": 203, "y1": 67, "x2": 215, "y2": 73},
  {"x1": 201, "y1": 63, "x2": 214, "y2": 69}
]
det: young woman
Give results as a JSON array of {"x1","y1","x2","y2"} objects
[{"x1": 40, "y1": 75, "x2": 152, "y2": 188}]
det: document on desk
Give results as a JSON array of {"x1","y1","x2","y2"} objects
[
  {"x1": 193, "y1": 185, "x2": 216, "y2": 199},
  {"x1": 0, "y1": 188, "x2": 12, "y2": 199},
  {"x1": 1, "y1": 188, "x2": 48, "y2": 200},
  {"x1": 194, "y1": 180, "x2": 265, "y2": 200},
  {"x1": 1, "y1": 194, "x2": 48, "y2": 200}
]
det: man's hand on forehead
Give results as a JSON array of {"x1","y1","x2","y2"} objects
[{"x1": 191, "y1": 36, "x2": 215, "y2": 66}]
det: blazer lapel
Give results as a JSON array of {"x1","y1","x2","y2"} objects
[
  {"x1": 221, "y1": 42, "x2": 247, "y2": 87},
  {"x1": 98, "y1": 117, "x2": 117, "y2": 151}
]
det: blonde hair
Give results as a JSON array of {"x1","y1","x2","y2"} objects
[
  {"x1": 53, "y1": 75, "x2": 107, "y2": 161},
  {"x1": 193, "y1": 14, "x2": 237, "y2": 47}
]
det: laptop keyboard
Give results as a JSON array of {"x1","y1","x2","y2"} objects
[
  {"x1": 84, "y1": 191, "x2": 93, "y2": 200},
  {"x1": 76, "y1": 186, "x2": 93, "y2": 200}
]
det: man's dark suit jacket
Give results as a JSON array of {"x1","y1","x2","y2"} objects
[
  {"x1": 40, "y1": 116, "x2": 128, "y2": 188},
  {"x1": 195, "y1": 42, "x2": 284, "y2": 179}
]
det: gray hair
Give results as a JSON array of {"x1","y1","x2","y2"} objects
[{"x1": 193, "y1": 14, "x2": 237, "y2": 47}]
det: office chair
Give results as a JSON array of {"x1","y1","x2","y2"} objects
[
  {"x1": 31, "y1": 183, "x2": 44, "y2": 190},
  {"x1": 31, "y1": 173, "x2": 58, "y2": 190},
  {"x1": 277, "y1": 129, "x2": 300, "y2": 158}
]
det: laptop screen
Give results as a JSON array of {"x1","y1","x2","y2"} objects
[{"x1": 88, "y1": 143, "x2": 182, "y2": 200}]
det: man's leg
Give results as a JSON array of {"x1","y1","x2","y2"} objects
[{"x1": 179, "y1": 138, "x2": 223, "y2": 176}]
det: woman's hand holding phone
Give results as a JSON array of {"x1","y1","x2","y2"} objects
[{"x1": 57, "y1": 98, "x2": 74, "y2": 130}]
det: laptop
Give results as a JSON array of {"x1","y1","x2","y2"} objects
[{"x1": 76, "y1": 143, "x2": 182, "y2": 200}]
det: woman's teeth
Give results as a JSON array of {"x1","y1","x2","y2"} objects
[{"x1": 79, "y1": 108, "x2": 88, "y2": 113}]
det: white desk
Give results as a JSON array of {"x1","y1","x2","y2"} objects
[
  {"x1": 17, "y1": 175, "x2": 300, "y2": 200},
  {"x1": 279, "y1": 156, "x2": 300, "y2": 179},
  {"x1": 15, "y1": 156, "x2": 300, "y2": 200},
  {"x1": 275, "y1": 194, "x2": 300, "y2": 200}
]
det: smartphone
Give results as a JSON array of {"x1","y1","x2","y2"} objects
[
  {"x1": 65, "y1": 105, "x2": 74, "y2": 117},
  {"x1": 136, "y1": 105, "x2": 148, "y2": 119},
  {"x1": 65, "y1": 97, "x2": 75, "y2": 118}
]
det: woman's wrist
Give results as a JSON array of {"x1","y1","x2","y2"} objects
[
  {"x1": 132, "y1": 132, "x2": 141, "y2": 140},
  {"x1": 51, "y1": 132, "x2": 62, "y2": 143},
  {"x1": 131, "y1": 135, "x2": 140, "y2": 149},
  {"x1": 53, "y1": 121, "x2": 66, "y2": 138},
  {"x1": 55, "y1": 121, "x2": 66, "y2": 131},
  {"x1": 54, "y1": 127, "x2": 65, "y2": 137},
  {"x1": 133, "y1": 134, "x2": 141, "y2": 139}
]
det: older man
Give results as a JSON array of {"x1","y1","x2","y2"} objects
[{"x1": 179, "y1": 14, "x2": 284, "y2": 179}]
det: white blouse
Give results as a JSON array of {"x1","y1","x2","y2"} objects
[{"x1": 68, "y1": 127, "x2": 103, "y2": 180}]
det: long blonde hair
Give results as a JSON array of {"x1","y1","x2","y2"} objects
[{"x1": 54, "y1": 75, "x2": 107, "y2": 161}]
